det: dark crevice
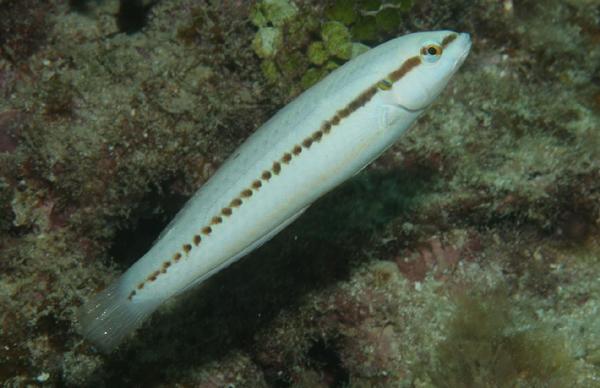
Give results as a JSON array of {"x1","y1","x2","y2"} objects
[
  {"x1": 68, "y1": 0, "x2": 158, "y2": 34},
  {"x1": 117, "y1": 0, "x2": 158, "y2": 34},
  {"x1": 307, "y1": 339, "x2": 350, "y2": 388},
  {"x1": 68, "y1": 0, "x2": 97, "y2": 13},
  {"x1": 108, "y1": 181, "x2": 187, "y2": 268}
]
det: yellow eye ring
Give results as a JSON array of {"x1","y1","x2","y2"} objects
[{"x1": 420, "y1": 43, "x2": 443, "y2": 63}]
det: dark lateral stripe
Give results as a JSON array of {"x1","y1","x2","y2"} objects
[
  {"x1": 327, "y1": 55, "x2": 423, "y2": 127},
  {"x1": 130, "y1": 52, "x2": 425, "y2": 300},
  {"x1": 441, "y1": 33, "x2": 458, "y2": 48},
  {"x1": 388, "y1": 56, "x2": 422, "y2": 83}
]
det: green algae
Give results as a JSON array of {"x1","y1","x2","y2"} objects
[
  {"x1": 252, "y1": 26, "x2": 282, "y2": 58},
  {"x1": 300, "y1": 67, "x2": 329, "y2": 89},
  {"x1": 325, "y1": 0, "x2": 359, "y2": 25},
  {"x1": 250, "y1": 0, "x2": 298, "y2": 28},
  {"x1": 250, "y1": 0, "x2": 416, "y2": 95},
  {"x1": 307, "y1": 41, "x2": 328, "y2": 65},
  {"x1": 250, "y1": 0, "x2": 317, "y2": 94},
  {"x1": 321, "y1": 21, "x2": 353, "y2": 60},
  {"x1": 327, "y1": 0, "x2": 414, "y2": 41},
  {"x1": 429, "y1": 291, "x2": 575, "y2": 387},
  {"x1": 350, "y1": 15, "x2": 379, "y2": 41},
  {"x1": 375, "y1": 7, "x2": 403, "y2": 33}
]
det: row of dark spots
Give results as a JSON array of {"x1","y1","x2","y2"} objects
[
  {"x1": 127, "y1": 56, "x2": 425, "y2": 300},
  {"x1": 126, "y1": 123, "x2": 338, "y2": 300},
  {"x1": 127, "y1": 253, "x2": 176, "y2": 299},
  {"x1": 126, "y1": 163, "x2": 277, "y2": 299}
]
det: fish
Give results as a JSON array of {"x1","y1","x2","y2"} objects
[{"x1": 78, "y1": 30, "x2": 471, "y2": 352}]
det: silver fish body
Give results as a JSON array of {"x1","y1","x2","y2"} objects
[{"x1": 79, "y1": 30, "x2": 471, "y2": 352}]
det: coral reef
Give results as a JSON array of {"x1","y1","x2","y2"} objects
[{"x1": 0, "y1": 0, "x2": 599, "y2": 386}]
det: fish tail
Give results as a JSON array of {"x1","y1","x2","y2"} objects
[{"x1": 77, "y1": 277, "x2": 162, "y2": 353}]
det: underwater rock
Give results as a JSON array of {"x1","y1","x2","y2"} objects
[{"x1": 1, "y1": 0, "x2": 600, "y2": 386}]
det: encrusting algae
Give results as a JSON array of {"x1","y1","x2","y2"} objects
[{"x1": 0, "y1": 0, "x2": 599, "y2": 386}]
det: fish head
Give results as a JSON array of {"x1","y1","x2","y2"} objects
[{"x1": 387, "y1": 30, "x2": 471, "y2": 111}]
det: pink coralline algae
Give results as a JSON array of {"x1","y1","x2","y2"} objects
[{"x1": 395, "y1": 231, "x2": 481, "y2": 282}]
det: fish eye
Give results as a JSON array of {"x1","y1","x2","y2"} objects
[{"x1": 420, "y1": 42, "x2": 443, "y2": 63}]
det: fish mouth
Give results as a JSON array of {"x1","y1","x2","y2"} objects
[{"x1": 455, "y1": 32, "x2": 472, "y2": 66}]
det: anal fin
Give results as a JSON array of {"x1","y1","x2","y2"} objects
[{"x1": 178, "y1": 205, "x2": 310, "y2": 294}]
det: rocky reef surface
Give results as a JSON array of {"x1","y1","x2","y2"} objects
[{"x1": 1, "y1": 0, "x2": 599, "y2": 386}]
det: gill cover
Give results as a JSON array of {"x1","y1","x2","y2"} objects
[{"x1": 390, "y1": 33, "x2": 466, "y2": 111}]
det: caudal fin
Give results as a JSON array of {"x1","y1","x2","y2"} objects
[{"x1": 77, "y1": 278, "x2": 161, "y2": 353}]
